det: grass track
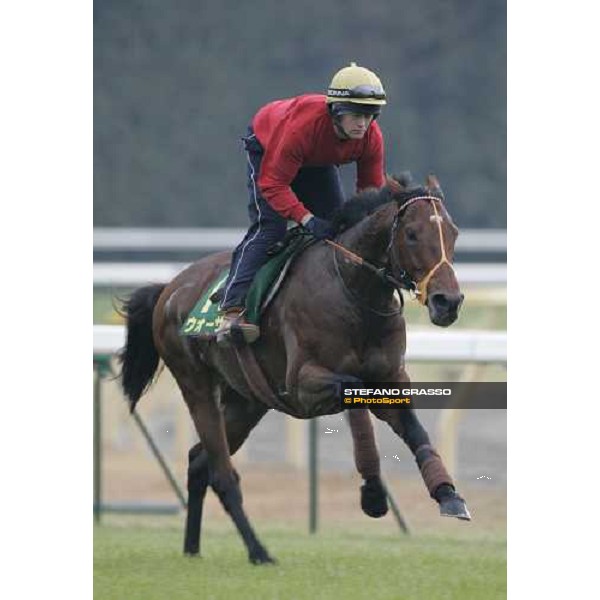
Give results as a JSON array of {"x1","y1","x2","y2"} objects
[{"x1": 94, "y1": 525, "x2": 506, "y2": 600}]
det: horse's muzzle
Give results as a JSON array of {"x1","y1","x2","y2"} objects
[{"x1": 427, "y1": 292, "x2": 464, "y2": 327}]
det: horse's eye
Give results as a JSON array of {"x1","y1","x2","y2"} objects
[{"x1": 405, "y1": 229, "x2": 418, "y2": 243}]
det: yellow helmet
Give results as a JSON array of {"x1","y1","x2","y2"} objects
[{"x1": 326, "y1": 62, "x2": 387, "y2": 106}]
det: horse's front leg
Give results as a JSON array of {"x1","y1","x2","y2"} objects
[
  {"x1": 347, "y1": 410, "x2": 388, "y2": 518},
  {"x1": 369, "y1": 378, "x2": 471, "y2": 521},
  {"x1": 293, "y1": 363, "x2": 388, "y2": 518}
]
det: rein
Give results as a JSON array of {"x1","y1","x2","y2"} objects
[
  {"x1": 325, "y1": 239, "x2": 414, "y2": 291},
  {"x1": 331, "y1": 245, "x2": 403, "y2": 317},
  {"x1": 327, "y1": 194, "x2": 453, "y2": 308}
]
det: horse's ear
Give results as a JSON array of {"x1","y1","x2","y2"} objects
[
  {"x1": 395, "y1": 171, "x2": 413, "y2": 188},
  {"x1": 426, "y1": 173, "x2": 440, "y2": 189},
  {"x1": 426, "y1": 173, "x2": 444, "y2": 197},
  {"x1": 386, "y1": 171, "x2": 413, "y2": 194},
  {"x1": 385, "y1": 174, "x2": 403, "y2": 194}
]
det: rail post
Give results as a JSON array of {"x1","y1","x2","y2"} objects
[
  {"x1": 92, "y1": 353, "x2": 186, "y2": 518},
  {"x1": 308, "y1": 418, "x2": 318, "y2": 533},
  {"x1": 93, "y1": 355, "x2": 112, "y2": 522}
]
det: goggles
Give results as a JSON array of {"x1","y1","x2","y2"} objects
[{"x1": 329, "y1": 102, "x2": 382, "y2": 117}]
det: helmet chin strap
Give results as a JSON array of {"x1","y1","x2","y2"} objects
[{"x1": 333, "y1": 118, "x2": 352, "y2": 140}]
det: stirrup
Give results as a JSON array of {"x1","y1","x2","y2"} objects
[{"x1": 216, "y1": 310, "x2": 260, "y2": 345}]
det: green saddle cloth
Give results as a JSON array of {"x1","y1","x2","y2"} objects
[{"x1": 180, "y1": 230, "x2": 315, "y2": 337}]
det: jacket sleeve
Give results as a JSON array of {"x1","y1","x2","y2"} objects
[
  {"x1": 256, "y1": 130, "x2": 311, "y2": 223},
  {"x1": 356, "y1": 123, "x2": 385, "y2": 191}
]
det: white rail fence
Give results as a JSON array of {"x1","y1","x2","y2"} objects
[
  {"x1": 93, "y1": 261, "x2": 506, "y2": 287},
  {"x1": 94, "y1": 227, "x2": 507, "y2": 253},
  {"x1": 93, "y1": 325, "x2": 506, "y2": 363},
  {"x1": 93, "y1": 228, "x2": 506, "y2": 287}
]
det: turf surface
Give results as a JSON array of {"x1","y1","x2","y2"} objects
[{"x1": 94, "y1": 524, "x2": 506, "y2": 600}]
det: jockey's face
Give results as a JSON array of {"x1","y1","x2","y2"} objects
[{"x1": 336, "y1": 112, "x2": 373, "y2": 139}]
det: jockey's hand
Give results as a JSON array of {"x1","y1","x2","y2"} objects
[{"x1": 303, "y1": 216, "x2": 335, "y2": 240}]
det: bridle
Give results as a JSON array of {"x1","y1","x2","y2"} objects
[
  {"x1": 328, "y1": 194, "x2": 455, "y2": 309},
  {"x1": 389, "y1": 194, "x2": 455, "y2": 305}
]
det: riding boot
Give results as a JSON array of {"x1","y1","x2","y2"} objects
[{"x1": 216, "y1": 307, "x2": 260, "y2": 345}]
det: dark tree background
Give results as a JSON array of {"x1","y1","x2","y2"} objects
[{"x1": 94, "y1": 0, "x2": 506, "y2": 228}]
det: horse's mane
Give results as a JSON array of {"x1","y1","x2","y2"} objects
[{"x1": 331, "y1": 172, "x2": 428, "y2": 234}]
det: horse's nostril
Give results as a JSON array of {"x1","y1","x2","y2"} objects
[
  {"x1": 431, "y1": 293, "x2": 449, "y2": 308},
  {"x1": 431, "y1": 293, "x2": 461, "y2": 312}
]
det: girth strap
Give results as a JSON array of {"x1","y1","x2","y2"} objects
[{"x1": 232, "y1": 345, "x2": 291, "y2": 413}]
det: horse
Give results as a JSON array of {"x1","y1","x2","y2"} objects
[{"x1": 118, "y1": 172, "x2": 470, "y2": 564}]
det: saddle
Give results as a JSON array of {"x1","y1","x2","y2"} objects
[{"x1": 180, "y1": 227, "x2": 317, "y2": 338}]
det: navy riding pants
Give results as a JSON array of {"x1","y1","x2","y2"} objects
[{"x1": 220, "y1": 127, "x2": 345, "y2": 310}]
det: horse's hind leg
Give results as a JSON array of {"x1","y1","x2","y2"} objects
[
  {"x1": 369, "y1": 405, "x2": 471, "y2": 521},
  {"x1": 180, "y1": 378, "x2": 274, "y2": 564},
  {"x1": 184, "y1": 387, "x2": 268, "y2": 556},
  {"x1": 184, "y1": 441, "x2": 209, "y2": 556}
]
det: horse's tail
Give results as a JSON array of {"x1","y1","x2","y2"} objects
[{"x1": 117, "y1": 283, "x2": 166, "y2": 413}]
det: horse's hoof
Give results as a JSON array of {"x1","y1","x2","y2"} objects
[
  {"x1": 184, "y1": 551, "x2": 200, "y2": 558},
  {"x1": 249, "y1": 550, "x2": 277, "y2": 565},
  {"x1": 439, "y1": 495, "x2": 472, "y2": 521},
  {"x1": 361, "y1": 477, "x2": 389, "y2": 518}
]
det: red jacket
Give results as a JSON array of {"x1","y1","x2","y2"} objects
[{"x1": 252, "y1": 94, "x2": 385, "y2": 223}]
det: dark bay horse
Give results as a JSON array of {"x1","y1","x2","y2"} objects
[{"x1": 118, "y1": 173, "x2": 470, "y2": 564}]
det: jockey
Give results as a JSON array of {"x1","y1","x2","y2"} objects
[{"x1": 216, "y1": 62, "x2": 387, "y2": 344}]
